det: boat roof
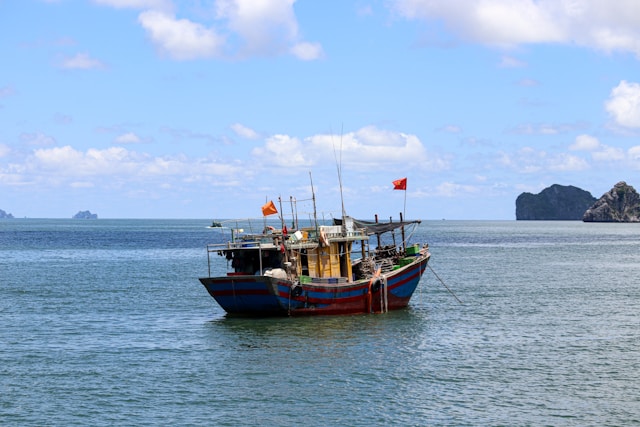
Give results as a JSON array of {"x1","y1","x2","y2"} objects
[{"x1": 334, "y1": 217, "x2": 421, "y2": 235}]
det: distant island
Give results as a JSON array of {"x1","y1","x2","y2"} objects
[
  {"x1": 583, "y1": 181, "x2": 640, "y2": 222},
  {"x1": 73, "y1": 210, "x2": 98, "y2": 219},
  {"x1": 0, "y1": 209, "x2": 14, "y2": 219},
  {"x1": 516, "y1": 184, "x2": 596, "y2": 220}
]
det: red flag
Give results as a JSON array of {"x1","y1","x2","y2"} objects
[
  {"x1": 261, "y1": 200, "x2": 278, "y2": 216},
  {"x1": 392, "y1": 177, "x2": 407, "y2": 190}
]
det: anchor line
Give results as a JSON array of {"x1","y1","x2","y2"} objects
[{"x1": 428, "y1": 264, "x2": 463, "y2": 305}]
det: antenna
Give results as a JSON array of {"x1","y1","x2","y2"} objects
[
  {"x1": 332, "y1": 124, "x2": 347, "y2": 224},
  {"x1": 309, "y1": 171, "x2": 318, "y2": 232}
]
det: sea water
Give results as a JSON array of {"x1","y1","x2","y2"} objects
[{"x1": 1, "y1": 219, "x2": 639, "y2": 426}]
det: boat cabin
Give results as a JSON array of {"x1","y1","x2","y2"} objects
[
  {"x1": 287, "y1": 222, "x2": 368, "y2": 283},
  {"x1": 210, "y1": 219, "x2": 369, "y2": 283}
]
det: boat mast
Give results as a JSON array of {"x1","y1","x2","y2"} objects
[
  {"x1": 277, "y1": 196, "x2": 285, "y2": 231},
  {"x1": 290, "y1": 196, "x2": 296, "y2": 230},
  {"x1": 309, "y1": 171, "x2": 318, "y2": 232},
  {"x1": 309, "y1": 171, "x2": 322, "y2": 277},
  {"x1": 333, "y1": 125, "x2": 347, "y2": 230}
]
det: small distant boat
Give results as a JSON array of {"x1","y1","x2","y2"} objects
[
  {"x1": 199, "y1": 186, "x2": 430, "y2": 316},
  {"x1": 207, "y1": 221, "x2": 223, "y2": 228}
]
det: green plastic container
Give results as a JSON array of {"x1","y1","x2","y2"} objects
[
  {"x1": 399, "y1": 257, "x2": 414, "y2": 267},
  {"x1": 406, "y1": 244, "x2": 420, "y2": 256}
]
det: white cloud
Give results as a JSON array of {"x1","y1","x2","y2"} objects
[
  {"x1": 0, "y1": 144, "x2": 11, "y2": 158},
  {"x1": 95, "y1": 0, "x2": 323, "y2": 61},
  {"x1": 319, "y1": 126, "x2": 430, "y2": 167},
  {"x1": 605, "y1": 80, "x2": 640, "y2": 129},
  {"x1": 231, "y1": 123, "x2": 260, "y2": 139},
  {"x1": 58, "y1": 53, "x2": 106, "y2": 69},
  {"x1": 290, "y1": 42, "x2": 323, "y2": 60},
  {"x1": 20, "y1": 132, "x2": 57, "y2": 147},
  {"x1": 354, "y1": 126, "x2": 408, "y2": 147},
  {"x1": 510, "y1": 122, "x2": 584, "y2": 135},
  {"x1": 5, "y1": 146, "x2": 240, "y2": 185},
  {"x1": 216, "y1": 0, "x2": 294, "y2": 53},
  {"x1": 628, "y1": 146, "x2": 640, "y2": 162},
  {"x1": 215, "y1": 0, "x2": 323, "y2": 59},
  {"x1": 499, "y1": 55, "x2": 527, "y2": 68},
  {"x1": 114, "y1": 132, "x2": 143, "y2": 144},
  {"x1": 505, "y1": 146, "x2": 545, "y2": 173},
  {"x1": 159, "y1": 126, "x2": 219, "y2": 143},
  {"x1": 138, "y1": 10, "x2": 225, "y2": 60},
  {"x1": 0, "y1": 145, "x2": 248, "y2": 196},
  {"x1": 390, "y1": 0, "x2": 640, "y2": 56},
  {"x1": 592, "y1": 145, "x2": 625, "y2": 162},
  {"x1": 548, "y1": 153, "x2": 590, "y2": 171},
  {"x1": 92, "y1": 0, "x2": 172, "y2": 11},
  {"x1": 252, "y1": 134, "x2": 312, "y2": 168},
  {"x1": 570, "y1": 134, "x2": 600, "y2": 151},
  {"x1": 537, "y1": 125, "x2": 561, "y2": 135},
  {"x1": 434, "y1": 181, "x2": 481, "y2": 197},
  {"x1": 569, "y1": 135, "x2": 638, "y2": 163},
  {"x1": 33, "y1": 146, "x2": 132, "y2": 175},
  {"x1": 498, "y1": 146, "x2": 589, "y2": 173},
  {"x1": 391, "y1": 0, "x2": 564, "y2": 47},
  {"x1": 251, "y1": 126, "x2": 442, "y2": 172},
  {"x1": 439, "y1": 125, "x2": 462, "y2": 133}
]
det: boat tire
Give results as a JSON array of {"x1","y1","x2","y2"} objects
[
  {"x1": 291, "y1": 284, "x2": 303, "y2": 298},
  {"x1": 371, "y1": 278, "x2": 381, "y2": 293}
]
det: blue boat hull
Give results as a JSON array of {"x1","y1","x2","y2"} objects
[{"x1": 199, "y1": 253, "x2": 430, "y2": 316}]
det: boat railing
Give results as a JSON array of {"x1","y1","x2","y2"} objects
[
  {"x1": 325, "y1": 230, "x2": 368, "y2": 240},
  {"x1": 205, "y1": 240, "x2": 275, "y2": 251},
  {"x1": 204, "y1": 240, "x2": 279, "y2": 277},
  {"x1": 314, "y1": 226, "x2": 369, "y2": 242}
]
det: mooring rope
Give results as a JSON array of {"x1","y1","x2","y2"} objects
[
  {"x1": 428, "y1": 264, "x2": 463, "y2": 305},
  {"x1": 379, "y1": 277, "x2": 383, "y2": 313},
  {"x1": 378, "y1": 275, "x2": 389, "y2": 313},
  {"x1": 383, "y1": 275, "x2": 388, "y2": 313}
]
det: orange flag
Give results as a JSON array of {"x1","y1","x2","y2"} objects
[
  {"x1": 261, "y1": 200, "x2": 278, "y2": 216},
  {"x1": 392, "y1": 177, "x2": 407, "y2": 190}
]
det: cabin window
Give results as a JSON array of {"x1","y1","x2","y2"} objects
[
  {"x1": 231, "y1": 250, "x2": 258, "y2": 274},
  {"x1": 300, "y1": 249, "x2": 309, "y2": 275},
  {"x1": 262, "y1": 249, "x2": 283, "y2": 269},
  {"x1": 230, "y1": 249, "x2": 283, "y2": 274},
  {"x1": 339, "y1": 242, "x2": 348, "y2": 277}
]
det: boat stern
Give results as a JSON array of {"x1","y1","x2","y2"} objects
[{"x1": 199, "y1": 275, "x2": 291, "y2": 316}]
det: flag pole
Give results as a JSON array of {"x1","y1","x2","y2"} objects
[
  {"x1": 403, "y1": 187, "x2": 407, "y2": 221},
  {"x1": 392, "y1": 177, "x2": 407, "y2": 220},
  {"x1": 264, "y1": 196, "x2": 267, "y2": 232}
]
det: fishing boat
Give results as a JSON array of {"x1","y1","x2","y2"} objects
[{"x1": 198, "y1": 188, "x2": 431, "y2": 316}]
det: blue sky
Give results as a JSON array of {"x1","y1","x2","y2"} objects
[{"x1": 2, "y1": 0, "x2": 640, "y2": 220}]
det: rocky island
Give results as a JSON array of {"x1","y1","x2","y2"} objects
[
  {"x1": 0, "y1": 209, "x2": 14, "y2": 219},
  {"x1": 72, "y1": 210, "x2": 98, "y2": 219},
  {"x1": 516, "y1": 184, "x2": 596, "y2": 220},
  {"x1": 583, "y1": 181, "x2": 640, "y2": 222}
]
